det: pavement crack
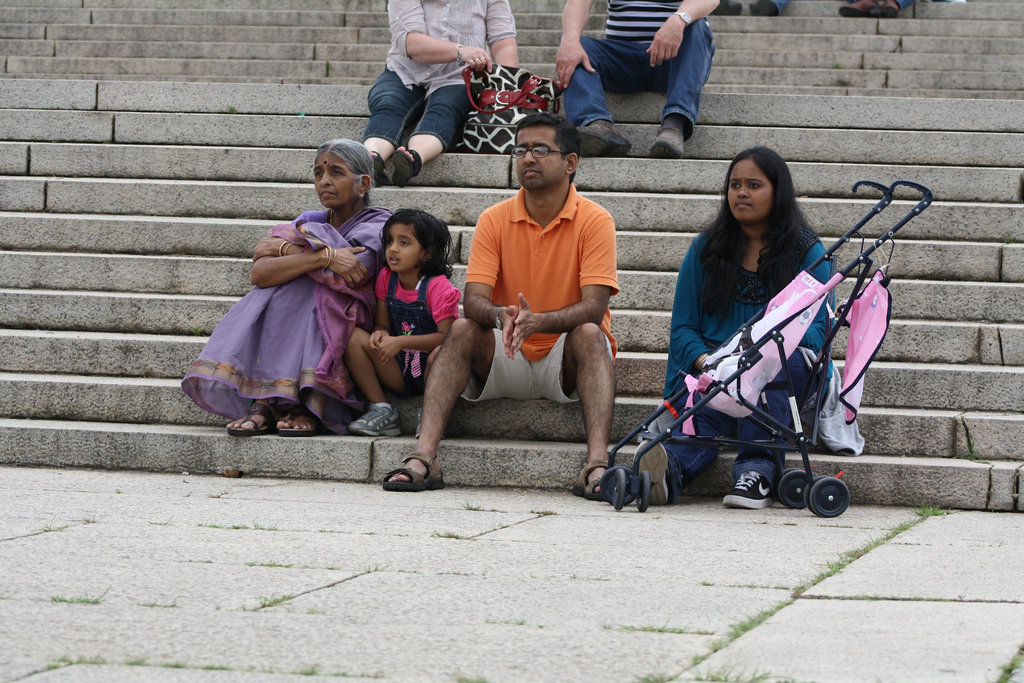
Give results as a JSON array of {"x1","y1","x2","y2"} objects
[
  {"x1": 250, "y1": 567, "x2": 382, "y2": 611},
  {"x1": 465, "y1": 511, "x2": 555, "y2": 540}
]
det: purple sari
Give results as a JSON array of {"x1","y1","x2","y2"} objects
[{"x1": 182, "y1": 206, "x2": 391, "y2": 434}]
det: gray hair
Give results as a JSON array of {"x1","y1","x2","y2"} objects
[{"x1": 314, "y1": 138, "x2": 374, "y2": 205}]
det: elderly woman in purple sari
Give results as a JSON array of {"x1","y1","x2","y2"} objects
[{"x1": 182, "y1": 139, "x2": 392, "y2": 436}]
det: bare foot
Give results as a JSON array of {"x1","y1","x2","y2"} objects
[{"x1": 387, "y1": 459, "x2": 427, "y2": 484}]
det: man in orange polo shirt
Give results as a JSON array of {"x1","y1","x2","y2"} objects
[{"x1": 382, "y1": 112, "x2": 619, "y2": 498}]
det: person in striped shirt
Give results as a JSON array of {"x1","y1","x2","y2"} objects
[{"x1": 555, "y1": 0, "x2": 718, "y2": 159}]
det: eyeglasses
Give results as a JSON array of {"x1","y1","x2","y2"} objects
[{"x1": 510, "y1": 145, "x2": 568, "y2": 159}]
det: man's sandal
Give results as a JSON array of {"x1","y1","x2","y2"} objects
[
  {"x1": 390, "y1": 148, "x2": 422, "y2": 188},
  {"x1": 572, "y1": 458, "x2": 608, "y2": 501},
  {"x1": 227, "y1": 401, "x2": 277, "y2": 437},
  {"x1": 382, "y1": 452, "x2": 444, "y2": 492}
]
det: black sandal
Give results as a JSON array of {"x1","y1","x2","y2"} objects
[
  {"x1": 277, "y1": 404, "x2": 322, "y2": 437},
  {"x1": 370, "y1": 150, "x2": 389, "y2": 187},
  {"x1": 227, "y1": 401, "x2": 277, "y2": 437},
  {"x1": 390, "y1": 147, "x2": 422, "y2": 187}
]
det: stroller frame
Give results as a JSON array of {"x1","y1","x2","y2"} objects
[{"x1": 603, "y1": 180, "x2": 934, "y2": 517}]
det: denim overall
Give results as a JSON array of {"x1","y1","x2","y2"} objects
[{"x1": 386, "y1": 272, "x2": 436, "y2": 395}]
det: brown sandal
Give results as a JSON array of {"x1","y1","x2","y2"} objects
[
  {"x1": 227, "y1": 401, "x2": 277, "y2": 437},
  {"x1": 572, "y1": 458, "x2": 608, "y2": 501},
  {"x1": 382, "y1": 452, "x2": 444, "y2": 492}
]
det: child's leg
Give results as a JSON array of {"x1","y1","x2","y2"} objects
[{"x1": 344, "y1": 328, "x2": 407, "y2": 403}]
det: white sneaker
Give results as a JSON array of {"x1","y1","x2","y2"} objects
[{"x1": 349, "y1": 405, "x2": 400, "y2": 437}]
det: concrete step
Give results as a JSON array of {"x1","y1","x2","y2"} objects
[
  {"x1": 0, "y1": 418, "x2": 1015, "y2": 510},
  {"x1": 87, "y1": 9, "x2": 349, "y2": 27},
  {"x1": 4, "y1": 80, "x2": 1016, "y2": 137},
  {"x1": 7, "y1": 141, "x2": 1022, "y2": 201},
  {"x1": 6, "y1": 57, "x2": 329, "y2": 79},
  {"x1": 902, "y1": 35, "x2": 1024, "y2": 55},
  {"x1": 54, "y1": 40, "x2": 316, "y2": 61},
  {"x1": 3, "y1": 315, "x2": 1018, "y2": 381},
  {"x1": 7, "y1": 176, "x2": 1021, "y2": 243},
  {"x1": 0, "y1": 367, "x2": 1013, "y2": 445},
  {"x1": 44, "y1": 24, "x2": 358, "y2": 44}
]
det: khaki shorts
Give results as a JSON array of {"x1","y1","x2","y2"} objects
[{"x1": 462, "y1": 330, "x2": 612, "y2": 404}]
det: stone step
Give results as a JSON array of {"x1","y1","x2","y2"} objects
[
  {"x1": 6, "y1": 142, "x2": 1021, "y2": 201},
  {"x1": 902, "y1": 35, "x2": 1024, "y2": 55},
  {"x1": 87, "y1": 9, "x2": 350, "y2": 27},
  {"x1": 6, "y1": 57, "x2": 330, "y2": 79},
  {"x1": 6, "y1": 176, "x2": 1021, "y2": 242},
  {"x1": 0, "y1": 418, "x2": 1015, "y2": 510},
  {"x1": 9, "y1": 109, "x2": 1024, "y2": 169},
  {"x1": 44, "y1": 24, "x2": 358, "y2": 44},
  {"x1": 53, "y1": 40, "x2": 316, "y2": 61},
  {"x1": 0, "y1": 374, "x2": 1011, "y2": 464},
  {"x1": 4, "y1": 229, "x2": 1014, "y2": 303},
  {"x1": 5, "y1": 210, "x2": 1022, "y2": 280},
  {"x1": 4, "y1": 80, "x2": 1014, "y2": 137},
  {"x1": 710, "y1": 17, "x2": 1024, "y2": 38},
  {"x1": 784, "y1": 0, "x2": 1024, "y2": 20},
  {"x1": 0, "y1": 367, "x2": 1013, "y2": 446},
  {"x1": 2, "y1": 310, "x2": 1018, "y2": 385}
]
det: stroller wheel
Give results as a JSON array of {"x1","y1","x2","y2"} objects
[
  {"x1": 778, "y1": 468, "x2": 809, "y2": 509},
  {"x1": 807, "y1": 476, "x2": 850, "y2": 518},
  {"x1": 600, "y1": 465, "x2": 632, "y2": 507},
  {"x1": 611, "y1": 467, "x2": 629, "y2": 510},
  {"x1": 636, "y1": 470, "x2": 652, "y2": 512}
]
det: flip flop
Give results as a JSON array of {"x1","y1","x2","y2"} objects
[
  {"x1": 227, "y1": 401, "x2": 277, "y2": 437},
  {"x1": 277, "y1": 405, "x2": 322, "y2": 437},
  {"x1": 390, "y1": 147, "x2": 422, "y2": 188}
]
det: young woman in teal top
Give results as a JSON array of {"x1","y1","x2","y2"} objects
[{"x1": 645, "y1": 146, "x2": 831, "y2": 509}]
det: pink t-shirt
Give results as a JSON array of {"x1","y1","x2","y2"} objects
[{"x1": 374, "y1": 269, "x2": 462, "y2": 325}]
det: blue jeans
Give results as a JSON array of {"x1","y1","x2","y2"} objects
[
  {"x1": 661, "y1": 353, "x2": 812, "y2": 500},
  {"x1": 362, "y1": 69, "x2": 471, "y2": 150},
  {"x1": 563, "y1": 20, "x2": 715, "y2": 140}
]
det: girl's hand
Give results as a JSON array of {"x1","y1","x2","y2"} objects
[
  {"x1": 327, "y1": 246, "x2": 368, "y2": 287},
  {"x1": 368, "y1": 329, "x2": 387, "y2": 349},
  {"x1": 253, "y1": 237, "x2": 291, "y2": 262},
  {"x1": 374, "y1": 335, "x2": 404, "y2": 365}
]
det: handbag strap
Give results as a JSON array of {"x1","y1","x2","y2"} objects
[{"x1": 463, "y1": 67, "x2": 550, "y2": 115}]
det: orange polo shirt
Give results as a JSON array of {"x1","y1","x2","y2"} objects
[{"x1": 466, "y1": 185, "x2": 619, "y2": 361}]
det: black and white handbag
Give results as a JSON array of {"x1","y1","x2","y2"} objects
[{"x1": 458, "y1": 65, "x2": 563, "y2": 155}]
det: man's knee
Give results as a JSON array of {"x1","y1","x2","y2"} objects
[{"x1": 567, "y1": 322, "x2": 607, "y2": 351}]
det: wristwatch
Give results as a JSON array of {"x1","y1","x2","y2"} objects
[
  {"x1": 673, "y1": 10, "x2": 693, "y2": 25},
  {"x1": 455, "y1": 43, "x2": 465, "y2": 66},
  {"x1": 494, "y1": 306, "x2": 504, "y2": 330}
]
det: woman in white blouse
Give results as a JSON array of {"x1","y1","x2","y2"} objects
[{"x1": 362, "y1": 0, "x2": 519, "y2": 187}]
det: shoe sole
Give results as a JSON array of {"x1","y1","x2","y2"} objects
[
  {"x1": 880, "y1": 6, "x2": 898, "y2": 17},
  {"x1": 722, "y1": 493, "x2": 773, "y2": 509},
  {"x1": 649, "y1": 139, "x2": 684, "y2": 160},
  {"x1": 390, "y1": 153, "x2": 418, "y2": 187},
  {"x1": 579, "y1": 131, "x2": 631, "y2": 158},
  {"x1": 636, "y1": 443, "x2": 670, "y2": 505},
  {"x1": 349, "y1": 425, "x2": 401, "y2": 437},
  {"x1": 750, "y1": 0, "x2": 779, "y2": 15},
  {"x1": 838, "y1": 7, "x2": 876, "y2": 16}
]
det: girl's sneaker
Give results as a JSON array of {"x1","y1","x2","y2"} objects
[{"x1": 349, "y1": 405, "x2": 400, "y2": 437}]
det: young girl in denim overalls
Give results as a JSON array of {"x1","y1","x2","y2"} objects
[{"x1": 345, "y1": 209, "x2": 460, "y2": 436}]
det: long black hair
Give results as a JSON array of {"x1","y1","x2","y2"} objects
[
  {"x1": 700, "y1": 146, "x2": 809, "y2": 314},
  {"x1": 382, "y1": 208, "x2": 454, "y2": 279}
]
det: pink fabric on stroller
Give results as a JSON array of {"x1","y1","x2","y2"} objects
[
  {"x1": 681, "y1": 270, "x2": 843, "y2": 434},
  {"x1": 840, "y1": 270, "x2": 891, "y2": 423}
]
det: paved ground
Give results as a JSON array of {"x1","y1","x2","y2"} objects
[{"x1": 1, "y1": 465, "x2": 1022, "y2": 683}]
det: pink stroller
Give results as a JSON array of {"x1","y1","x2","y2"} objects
[{"x1": 602, "y1": 180, "x2": 933, "y2": 517}]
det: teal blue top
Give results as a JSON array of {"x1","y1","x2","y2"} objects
[{"x1": 664, "y1": 229, "x2": 832, "y2": 398}]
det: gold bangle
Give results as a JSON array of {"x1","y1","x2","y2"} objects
[
  {"x1": 322, "y1": 246, "x2": 334, "y2": 270},
  {"x1": 278, "y1": 241, "x2": 291, "y2": 257}
]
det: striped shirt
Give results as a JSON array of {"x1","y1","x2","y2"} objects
[{"x1": 606, "y1": 0, "x2": 680, "y2": 41}]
